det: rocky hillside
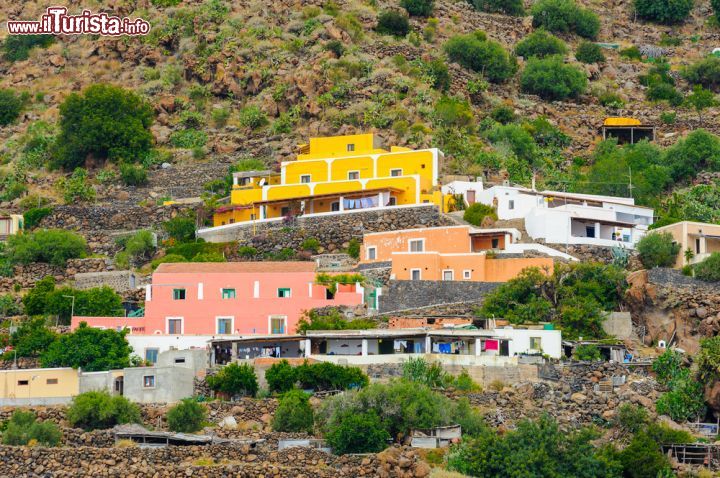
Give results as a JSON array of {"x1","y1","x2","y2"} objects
[{"x1": 2, "y1": 0, "x2": 720, "y2": 208}]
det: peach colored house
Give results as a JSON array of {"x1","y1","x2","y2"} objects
[
  {"x1": 651, "y1": 221, "x2": 720, "y2": 268},
  {"x1": 361, "y1": 226, "x2": 553, "y2": 282},
  {"x1": 71, "y1": 262, "x2": 364, "y2": 336}
]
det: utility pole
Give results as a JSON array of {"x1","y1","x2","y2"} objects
[{"x1": 628, "y1": 166, "x2": 634, "y2": 199}]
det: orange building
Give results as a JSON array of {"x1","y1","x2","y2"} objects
[{"x1": 361, "y1": 226, "x2": 553, "y2": 282}]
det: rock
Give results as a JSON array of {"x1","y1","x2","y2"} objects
[
  {"x1": 218, "y1": 416, "x2": 238, "y2": 429},
  {"x1": 570, "y1": 393, "x2": 587, "y2": 404}
]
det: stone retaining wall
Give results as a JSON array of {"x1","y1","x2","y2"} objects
[
  {"x1": 379, "y1": 280, "x2": 500, "y2": 313},
  {"x1": 0, "y1": 258, "x2": 114, "y2": 292}
]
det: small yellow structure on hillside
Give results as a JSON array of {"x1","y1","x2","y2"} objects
[
  {"x1": 213, "y1": 133, "x2": 448, "y2": 226},
  {"x1": 601, "y1": 117, "x2": 656, "y2": 144}
]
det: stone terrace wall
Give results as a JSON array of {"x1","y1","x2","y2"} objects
[
  {"x1": 0, "y1": 258, "x2": 113, "y2": 292},
  {"x1": 379, "y1": 280, "x2": 500, "y2": 313},
  {"x1": 199, "y1": 205, "x2": 454, "y2": 252}
]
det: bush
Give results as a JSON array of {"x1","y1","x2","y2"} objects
[
  {"x1": 6, "y1": 229, "x2": 87, "y2": 266},
  {"x1": 162, "y1": 215, "x2": 196, "y2": 243},
  {"x1": 58, "y1": 168, "x2": 96, "y2": 203},
  {"x1": 170, "y1": 129, "x2": 207, "y2": 148},
  {"x1": 515, "y1": 30, "x2": 568, "y2": 59},
  {"x1": 376, "y1": 11, "x2": 410, "y2": 37},
  {"x1": 347, "y1": 238, "x2": 360, "y2": 259},
  {"x1": 489, "y1": 105, "x2": 516, "y2": 124},
  {"x1": 575, "y1": 42, "x2": 605, "y2": 63},
  {"x1": 265, "y1": 359, "x2": 298, "y2": 393},
  {"x1": 8, "y1": 317, "x2": 57, "y2": 357},
  {"x1": 124, "y1": 230, "x2": 156, "y2": 263},
  {"x1": 2, "y1": 34, "x2": 54, "y2": 62},
  {"x1": 471, "y1": 0, "x2": 524, "y2": 15},
  {"x1": 273, "y1": 389, "x2": 314, "y2": 433},
  {"x1": 655, "y1": 375, "x2": 705, "y2": 421},
  {"x1": 433, "y1": 96, "x2": 473, "y2": 128},
  {"x1": 296, "y1": 361, "x2": 369, "y2": 391},
  {"x1": 531, "y1": 0, "x2": 600, "y2": 39},
  {"x1": 665, "y1": 129, "x2": 720, "y2": 181},
  {"x1": 41, "y1": 323, "x2": 132, "y2": 371},
  {"x1": 400, "y1": 0, "x2": 434, "y2": 17},
  {"x1": 23, "y1": 207, "x2": 53, "y2": 230},
  {"x1": 647, "y1": 82, "x2": 683, "y2": 106},
  {"x1": 444, "y1": 32, "x2": 518, "y2": 83},
  {"x1": 301, "y1": 237, "x2": 320, "y2": 253},
  {"x1": 53, "y1": 84, "x2": 154, "y2": 170},
  {"x1": 326, "y1": 411, "x2": 389, "y2": 454},
  {"x1": 167, "y1": 398, "x2": 207, "y2": 433},
  {"x1": 695, "y1": 253, "x2": 720, "y2": 282},
  {"x1": 2, "y1": 410, "x2": 62, "y2": 446},
  {"x1": 463, "y1": 203, "x2": 498, "y2": 226},
  {"x1": 683, "y1": 56, "x2": 720, "y2": 92},
  {"x1": 402, "y1": 357, "x2": 447, "y2": 387},
  {"x1": 615, "y1": 403, "x2": 649, "y2": 434},
  {"x1": 636, "y1": 232, "x2": 680, "y2": 268},
  {"x1": 634, "y1": 0, "x2": 693, "y2": 24},
  {"x1": 67, "y1": 391, "x2": 141, "y2": 430},
  {"x1": 238, "y1": 245, "x2": 258, "y2": 258},
  {"x1": 297, "y1": 309, "x2": 375, "y2": 333},
  {"x1": 238, "y1": 106, "x2": 268, "y2": 129},
  {"x1": 206, "y1": 363, "x2": 258, "y2": 398},
  {"x1": 119, "y1": 163, "x2": 148, "y2": 186},
  {"x1": 151, "y1": 254, "x2": 187, "y2": 269},
  {"x1": 520, "y1": 55, "x2": 587, "y2": 101},
  {"x1": 697, "y1": 336, "x2": 720, "y2": 384},
  {"x1": 620, "y1": 430, "x2": 672, "y2": 478},
  {"x1": 572, "y1": 344, "x2": 601, "y2": 361},
  {"x1": 620, "y1": 46, "x2": 642, "y2": 60},
  {"x1": 0, "y1": 89, "x2": 24, "y2": 126}
]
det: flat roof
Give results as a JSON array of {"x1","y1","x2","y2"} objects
[
  {"x1": 254, "y1": 187, "x2": 403, "y2": 206},
  {"x1": 155, "y1": 262, "x2": 316, "y2": 274}
]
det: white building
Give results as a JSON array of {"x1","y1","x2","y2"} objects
[{"x1": 444, "y1": 180, "x2": 654, "y2": 249}]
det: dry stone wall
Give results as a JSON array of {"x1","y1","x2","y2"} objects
[{"x1": 379, "y1": 280, "x2": 500, "y2": 313}]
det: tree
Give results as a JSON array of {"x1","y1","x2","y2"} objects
[
  {"x1": 376, "y1": 11, "x2": 410, "y2": 37},
  {"x1": 2, "y1": 410, "x2": 62, "y2": 447},
  {"x1": 40, "y1": 323, "x2": 133, "y2": 371},
  {"x1": 520, "y1": 55, "x2": 587, "y2": 101},
  {"x1": 575, "y1": 41, "x2": 605, "y2": 64},
  {"x1": 463, "y1": 203, "x2": 498, "y2": 226},
  {"x1": 531, "y1": 0, "x2": 600, "y2": 39},
  {"x1": 684, "y1": 56, "x2": 720, "y2": 92},
  {"x1": 636, "y1": 232, "x2": 680, "y2": 268},
  {"x1": 9, "y1": 317, "x2": 57, "y2": 357},
  {"x1": 119, "y1": 163, "x2": 148, "y2": 186},
  {"x1": 400, "y1": 0, "x2": 434, "y2": 17},
  {"x1": 67, "y1": 391, "x2": 141, "y2": 430},
  {"x1": 297, "y1": 309, "x2": 375, "y2": 333},
  {"x1": 273, "y1": 389, "x2": 315, "y2": 433},
  {"x1": 664, "y1": 129, "x2": 720, "y2": 182},
  {"x1": 2, "y1": 35, "x2": 55, "y2": 62},
  {"x1": 265, "y1": 359, "x2": 298, "y2": 393},
  {"x1": 206, "y1": 363, "x2": 258, "y2": 397},
  {"x1": 444, "y1": 32, "x2": 518, "y2": 83},
  {"x1": 295, "y1": 361, "x2": 369, "y2": 391},
  {"x1": 21, "y1": 277, "x2": 57, "y2": 316},
  {"x1": 695, "y1": 253, "x2": 720, "y2": 282},
  {"x1": 53, "y1": 84, "x2": 154, "y2": 170},
  {"x1": 471, "y1": 0, "x2": 524, "y2": 15},
  {"x1": 685, "y1": 85, "x2": 718, "y2": 126},
  {"x1": 633, "y1": 0, "x2": 693, "y2": 25},
  {"x1": 6, "y1": 229, "x2": 87, "y2": 266},
  {"x1": 162, "y1": 215, "x2": 196, "y2": 243},
  {"x1": 167, "y1": 398, "x2": 207, "y2": 433},
  {"x1": 714, "y1": 0, "x2": 720, "y2": 16},
  {"x1": 515, "y1": 30, "x2": 568, "y2": 59},
  {"x1": 573, "y1": 344, "x2": 602, "y2": 361},
  {"x1": 433, "y1": 96, "x2": 474, "y2": 128},
  {"x1": 0, "y1": 89, "x2": 24, "y2": 126},
  {"x1": 325, "y1": 411, "x2": 390, "y2": 454},
  {"x1": 619, "y1": 431, "x2": 672, "y2": 478}
]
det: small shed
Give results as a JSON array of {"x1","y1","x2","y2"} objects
[
  {"x1": 601, "y1": 117, "x2": 656, "y2": 144},
  {"x1": 113, "y1": 424, "x2": 263, "y2": 448},
  {"x1": 411, "y1": 425, "x2": 462, "y2": 449}
]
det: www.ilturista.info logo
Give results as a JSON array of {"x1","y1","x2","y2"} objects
[{"x1": 7, "y1": 6, "x2": 151, "y2": 36}]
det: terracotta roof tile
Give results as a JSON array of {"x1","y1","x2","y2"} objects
[{"x1": 155, "y1": 262, "x2": 316, "y2": 274}]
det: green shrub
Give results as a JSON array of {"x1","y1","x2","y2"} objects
[
  {"x1": 515, "y1": 30, "x2": 568, "y2": 59},
  {"x1": 170, "y1": 129, "x2": 207, "y2": 148},
  {"x1": 471, "y1": 0, "x2": 524, "y2": 15},
  {"x1": 615, "y1": 403, "x2": 649, "y2": 434},
  {"x1": 238, "y1": 245, "x2": 258, "y2": 258},
  {"x1": 67, "y1": 391, "x2": 141, "y2": 430},
  {"x1": 41, "y1": 323, "x2": 132, "y2": 371},
  {"x1": 211, "y1": 106, "x2": 231, "y2": 128},
  {"x1": 376, "y1": 11, "x2": 410, "y2": 37},
  {"x1": 531, "y1": 0, "x2": 600, "y2": 39},
  {"x1": 167, "y1": 398, "x2": 207, "y2": 433},
  {"x1": 575, "y1": 42, "x2": 605, "y2": 63},
  {"x1": 326, "y1": 411, "x2": 389, "y2": 454},
  {"x1": 265, "y1": 360, "x2": 298, "y2": 393},
  {"x1": 400, "y1": 0, "x2": 434, "y2": 17},
  {"x1": 665, "y1": 129, "x2": 720, "y2": 181},
  {"x1": 347, "y1": 238, "x2": 360, "y2": 259},
  {"x1": 296, "y1": 361, "x2": 369, "y2": 391},
  {"x1": 119, "y1": 163, "x2": 148, "y2": 186},
  {"x1": 2, "y1": 410, "x2": 61, "y2": 446},
  {"x1": 433, "y1": 96, "x2": 474, "y2": 128},
  {"x1": 151, "y1": 0, "x2": 182, "y2": 6},
  {"x1": 9, "y1": 317, "x2": 57, "y2": 357},
  {"x1": 695, "y1": 252, "x2": 720, "y2": 282},
  {"x1": 619, "y1": 430, "x2": 672, "y2": 478},
  {"x1": 124, "y1": 230, "x2": 156, "y2": 263},
  {"x1": 486, "y1": 123, "x2": 537, "y2": 163},
  {"x1": 6, "y1": 229, "x2": 87, "y2": 266},
  {"x1": 572, "y1": 344, "x2": 601, "y2": 361},
  {"x1": 520, "y1": 55, "x2": 587, "y2": 101},
  {"x1": 0, "y1": 89, "x2": 24, "y2": 126},
  {"x1": 57, "y1": 168, "x2": 96, "y2": 203},
  {"x1": 162, "y1": 215, "x2": 196, "y2": 243},
  {"x1": 636, "y1": 232, "x2": 680, "y2": 268},
  {"x1": 402, "y1": 357, "x2": 447, "y2": 387},
  {"x1": 238, "y1": 106, "x2": 268, "y2": 129},
  {"x1": 273, "y1": 389, "x2": 314, "y2": 433},
  {"x1": 453, "y1": 370, "x2": 481, "y2": 392},
  {"x1": 206, "y1": 363, "x2": 259, "y2": 398},
  {"x1": 655, "y1": 374, "x2": 705, "y2": 421},
  {"x1": 420, "y1": 58, "x2": 451, "y2": 91},
  {"x1": 597, "y1": 91, "x2": 624, "y2": 108},
  {"x1": 647, "y1": 82, "x2": 683, "y2": 106},
  {"x1": 2, "y1": 35, "x2": 54, "y2": 62},
  {"x1": 297, "y1": 309, "x2": 375, "y2": 333},
  {"x1": 683, "y1": 56, "x2": 720, "y2": 92},
  {"x1": 151, "y1": 254, "x2": 187, "y2": 269},
  {"x1": 489, "y1": 105, "x2": 516, "y2": 124},
  {"x1": 634, "y1": 0, "x2": 693, "y2": 24},
  {"x1": 652, "y1": 349, "x2": 684, "y2": 385},
  {"x1": 23, "y1": 207, "x2": 53, "y2": 230},
  {"x1": 463, "y1": 203, "x2": 498, "y2": 226},
  {"x1": 301, "y1": 237, "x2": 320, "y2": 253},
  {"x1": 53, "y1": 84, "x2": 154, "y2": 170},
  {"x1": 697, "y1": 336, "x2": 720, "y2": 383},
  {"x1": 660, "y1": 111, "x2": 676, "y2": 124},
  {"x1": 444, "y1": 32, "x2": 518, "y2": 83},
  {"x1": 620, "y1": 46, "x2": 642, "y2": 60}
]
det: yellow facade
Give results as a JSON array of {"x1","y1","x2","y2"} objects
[
  {"x1": 0, "y1": 368, "x2": 79, "y2": 402},
  {"x1": 213, "y1": 134, "x2": 448, "y2": 226}
]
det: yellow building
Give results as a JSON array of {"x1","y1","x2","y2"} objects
[
  {"x1": 213, "y1": 134, "x2": 448, "y2": 226},
  {"x1": 0, "y1": 368, "x2": 79, "y2": 405}
]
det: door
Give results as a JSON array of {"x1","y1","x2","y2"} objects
[
  {"x1": 114, "y1": 377, "x2": 124, "y2": 395},
  {"x1": 379, "y1": 339, "x2": 394, "y2": 355},
  {"x1": 270, "y1": 316, "x2": 286, "y2": 334},
  {"x1": 466, "y1": 190, "x2": 475, "y2": 205}
]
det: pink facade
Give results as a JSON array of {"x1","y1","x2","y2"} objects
[{"x1": 71, "y1": 262, "x2": 364, "y2": 335}]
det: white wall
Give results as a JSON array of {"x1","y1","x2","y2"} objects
[
  {"x1": 477, "y1": 187, "x2": 542, "y2": 220},
  {"x1": 126, "y1": 335, "x2": 216, "y2": 358},
  {"x1": 500, "y1": 328, "x2": 562, "y2": 359}
]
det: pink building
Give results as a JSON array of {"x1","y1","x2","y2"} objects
[{"x1": 71, "y1": 262, "x2": 364, "y2": 336}]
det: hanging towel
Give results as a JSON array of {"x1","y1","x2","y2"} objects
[
  {"x1": 485, "y1": 340, "x2": 499, "y2": 351},
  {"x1": 439, "y1": 343, "x2": 451, "y2": 354}
]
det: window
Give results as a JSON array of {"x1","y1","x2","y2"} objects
[
  {"x1": 347, "y1": 143, "x2": 355, "y2": 152},
  {"x1": 388, "y1": 197, "x2": 397, "y2": 206},
  {"x1": 491, "y1": 238, "x2": 499, "y2": 249},
  {"x1": 17, "y1": 380, "x2": 28, "y2": 386},
  {"x1": 585, "y1": 226, "x2": 595, "y2": 238},
  {"x1": 411, "y1": 269, "x2": 421, "y2": 280},
  {"x1": 145, "y1": 348, "x2": 159, "y2": 364},
  {"x1": 167, "y1": 318, "x2": 183, "y2": 334},
  {"x1": 217, "y1": 317, "x2": 233, "y2": 334},
  {"x1": 509, "y1": 200, "x2": 515, "y2": 210},
  {"x1": 174, "y1": 358, "x2": 186, "y2": 364},
  {"x1": 300, "y1": 174, "x2": 311, "y2": 184},
  {"x1": 463, "y1": 270, "x2": 471, "y2": 280},
  {"x1": 143, "y1": 376, "x2": 155, "y2": 388},
  {"x1": 696, "y1": 238, "x2": 701, "y2": 254},
  {"x1": 277, "y1": 288, "x2": 291, "y2": 298},
  {"x1": 442, "y1": 270, "x2": 454, "y2": 281},
  {"x1": 270, "y1": 316, "x2": 286, "y2": 334},
  {"x1": 367, "y1": 247, "x2": 377, "y2": 260},
  {"x1": 529, "y1": 337, "x2": 542, "y2": 351},
  {"x1": 331, "y1": 202, "x2": 340, "y2": 212},
  {"x1": 390, "y1": 168, "x2": 402, "y2": 177},
  {"x1": 409, "y1": 239, "x2": 424, "y2": 252},
  {"x1": 46, "y1": 378, "x2": 58, "y2": 385},
  {"x1": 281, "y1": 206, "x2": 290, "y2": 216},
  {"x1": 348, "y1": 171, "x2": 359, "y2": 180},
  {"x1": 173, "y1": 289, "x2": 186, "y2": 300},
  {"x1": 222, "y1": 288, "x2": 236, "y2": 299}
]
